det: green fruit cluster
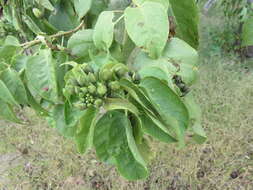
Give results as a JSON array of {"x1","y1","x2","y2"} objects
[{"x1": 64, "y1": 63, "x2": 129, "y2": 110}]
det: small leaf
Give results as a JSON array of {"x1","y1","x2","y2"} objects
[
  {"x1": 73, "y1": 0, "x2": 92, "y2": 19},
  {"x1": 124, "y1": 2, "x2": 169, "y2": 58},
  {"x1": 93, "y1": 11, "x2": 115, "y2": 50},
  {"x1": 75, "y1": 107, "x2": 97, "y2": 154}
]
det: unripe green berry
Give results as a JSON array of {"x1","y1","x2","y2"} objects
[
  {"x1": 94, "y1": 99, "x2": 103, "y2": 108},
  {"x1": 87, "y1": 103, "x2": 92, "y2": 107},
  {"x1": 100, "y1": 69, "x2": 113, "y2": 81},
  {"x1": 80, "y1": 87, "x2": 88, "y2": 94},
  {"x1": 109, "y1": 81, "x2": 120, "y2": 91},
  {"x1": 97, "y1": 83, "x2": 107, "y2": 96},
  {"x1": 88, "y1": 84, "x2": 96, "y2": 94}
]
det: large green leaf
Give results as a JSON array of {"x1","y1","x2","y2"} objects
[
  {"x1": 26, "y1": 50, "x2": 59, "y2": 102},
  {"x1": 94, "y1": 111, "x2": 148, "y2": 180},
  {"x1": 75, "y1": 107, "x2": 97, "y2": 154},
  {"x1": 93, "y1": 11, "x2": 114, "y2": 50},
  {"x1": 140, "y1": 77, "x2": 189, "y2": 147},
  {"x1": 0, "y1": 80, "x2": 19, "y2": 106},
  {"x1": 169, "y1": 0, "x2": 199, "y2": 49},
  {"x1": 242, "y1": 17, "x2": 253, "y2": 47},
  {"x1": 0, "y1": 99, "x2": 21, "y2": 123},
  {"x1": 0, "y1": 68, "x2": 28, "y2": 105},
  {"x1": 67, "y1": 29, "x2": 95, "y2": 59},
  {"x1": 124, "y1": 2, "x2": 169, "y2": 58},
  {"x1": 73, "y1": 0, "x2": 92, "y2": 19},
  {"x1": 131, "y1": 38, "x2": 199, "y2": 86}
]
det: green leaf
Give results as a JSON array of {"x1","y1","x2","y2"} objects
[
  {"x1": 25, "y1": 86, "x2": 49, "y2": 117},
  {"x1": 94, "y1": 111, "x2": 148, "y2": 180},
  {"x1": 183, "y1": 93, "x2": 206, "y2": 144},
  {"x1": 26, "y1": 50, "x2": 59, "y2": 102},
  {"x1": 0, "y1": 45, "x2": 20, "y2": 63},
  {"x1": 119, "y1": 79, "x2": 158, "y2": 116},
  {"x1": 23, "y1": 15, "x2": 42, "y2": 35},
  {"x1": 242, "y1": 17, "x2": 253, "y2": 47},
  {"x1": 36, "y1": 0, "x2": 54, "y2": 11},
  {"x1": 67, "y1": 29, "x2": 95, "y2": 59},
  {"x1": 73, "y1": 0, "x2": 92, "y2": 19},
  {"x1": 124, "y1": 2, "x2": 169, "y2": 58},
  {"x1": 133, "y1": 0, "x2": 170, "y2": 8},
  {"x1": 49, "y1": 1, "x2": 79, "y2": 31},
  {"x1": 93, "y1": 11, "x2": 115, "y2": 50},
  {"x1": 141, "y1": 114, "x2": 177, "y2": 143},
  {"x1": 0, "y1": 80, "x2": 19, "y2": 106},
  {"x1": 131, "y1": 38, "x2": 199, "y2": 86},
  {"x1": 140, "y1": 77, "x2": 189, "y2": 147},
  {"x1": 104, "y1": 98, "x2": 139, "y2": 116},
  {"x1": 124, "y1": 117, "x2": 147, "y2": 168},
  {"x1": 169, "y1": 0, "x2": 199, "y2": 49},
  {"x1": 52, "y1": 103, "x2": 80, "y2": 137},
  {"x1": 0, "y1": 99, "x2": 21, "y2": 123},
  {"x1": 0, "y1": 68, "x2": 28, "y2": 105},
  {"x1": 75, "y1": 107, "x2": 97, "y2": 154}
]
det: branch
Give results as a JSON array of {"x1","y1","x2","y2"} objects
[{"x1": 21, "y1": 20, "x2": 85, "y2": 49}]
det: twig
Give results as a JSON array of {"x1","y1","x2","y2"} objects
[{"x1": 21, "y1": 20, "x2": 85, "y2": 49}]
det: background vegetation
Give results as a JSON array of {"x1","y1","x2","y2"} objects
[{"x1": 0, "y1": 1, "x2": 253, "y2": 190}]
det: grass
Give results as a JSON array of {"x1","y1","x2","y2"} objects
[{"x1": 1, "y1": 7, "x2": 253, "y2": 190}]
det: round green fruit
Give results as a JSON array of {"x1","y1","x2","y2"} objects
[
  {"x1": 109, "y1": 81, "x2": 120, "y2": 91},
  {"x1": 97, "y1": 83, "x2": 107, "y2": 96}
]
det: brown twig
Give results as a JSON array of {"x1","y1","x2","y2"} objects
[{"x1": 21, "y1": 20, "x2": 85, "y2": 49}]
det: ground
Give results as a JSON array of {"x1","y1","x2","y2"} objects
[{"x1": 0, "y1": 9, "x2": 253, "y2": 190}]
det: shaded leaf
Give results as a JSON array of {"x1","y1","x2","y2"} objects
[
  {"x1": 169, "y1": 0, "x2": 199, "y2": 48},
  {"x1": 94, "y1": 111, "x2": 148, "y2": 180}
]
